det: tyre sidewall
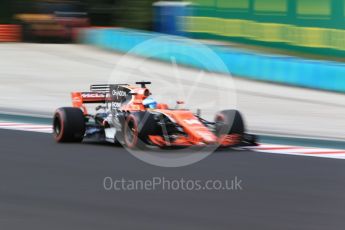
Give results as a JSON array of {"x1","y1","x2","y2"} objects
[
  {"x1": 123, "y1": 111, "x2": 161, "y2": 148},
  {"x1": 53, "y1": 107, "x2": 85, "y2": 142},
  {"x1": 214, "y1": 110, "x2": 244, "y2": 136}
]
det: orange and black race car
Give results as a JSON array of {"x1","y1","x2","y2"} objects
[{"x1": 53, "y1": 82, "x2": 257, "y2": 149}]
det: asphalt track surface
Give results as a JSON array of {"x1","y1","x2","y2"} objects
[{"x1": 1, "y1": 129, "x2": 345, "y2": 230}]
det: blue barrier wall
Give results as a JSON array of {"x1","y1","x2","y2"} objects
[
  {"x1": 153, "y1": 2, "x2": 192, "y2": 36},
  {"x1": 79, "y1": 28, "x2": 345, "y2": 93}
]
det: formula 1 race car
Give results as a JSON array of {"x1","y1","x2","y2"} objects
[{"x1": 53, "y1": 82, "x2": 257, "y2": 149}]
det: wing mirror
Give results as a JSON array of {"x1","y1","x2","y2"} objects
[{"x1": 175, "y1": 100, "x2": 185, "y2": 109}]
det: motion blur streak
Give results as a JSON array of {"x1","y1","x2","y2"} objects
[{"x1": 0, "y1": 43, "x2": 344, "y2": 140}]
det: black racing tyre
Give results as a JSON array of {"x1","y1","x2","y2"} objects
[
  {"x1": 123, "y1": 112, "x2": 161, "y2": 149},
  {"x1": 123, "y1": 114, "x2": 140, "y2": 149},
  {"x1": 214, "y1": 110, "x2": 244, "y2": 136},
  {"x1": 53, "y1": 107, "x2": 85, "y2": 143}
]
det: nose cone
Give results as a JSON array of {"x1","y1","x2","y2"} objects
[{"x1": 196, "y1": 130, "x2": 217, "y2": 144}]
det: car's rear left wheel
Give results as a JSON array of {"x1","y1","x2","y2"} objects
[{"x1": 53, "y1": 107, "x2": 85, "y2": 143}]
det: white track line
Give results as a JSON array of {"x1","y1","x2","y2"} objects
[
  {"x1": 1, "y1": 122, "x2": 344, "y2": 159},
  {"x1": 250, "y1": 144, "x2": 345, "y2": 159},
  {"x1": 0, "y1": 122, "x2": 52, "y2": 133}
]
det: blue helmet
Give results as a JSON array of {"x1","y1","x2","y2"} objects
[{"x1": 143, "y1": 97, "x2": 157, "y2": 109}]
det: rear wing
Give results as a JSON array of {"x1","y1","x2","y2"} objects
[
  {"x1": 90, "y1": 84, "x2": 129, "y2": 92},
  {"x1": 90, "y1": 84, "x2": 111, "y2": 93},
  {"x1": 71, "y1": 84, "x2": 130, "y2": 114}
]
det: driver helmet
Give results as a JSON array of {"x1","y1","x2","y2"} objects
[{"x1": 143, "y1": 97, "x2": 157, "y2": 109}]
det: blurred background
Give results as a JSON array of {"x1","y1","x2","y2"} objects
[
  {"x1": 0, "y1": 0, "x2": 345, "y2": 140},
  {"x1": 2, "y1": 0, "x2": 345, "y2": 57}
]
